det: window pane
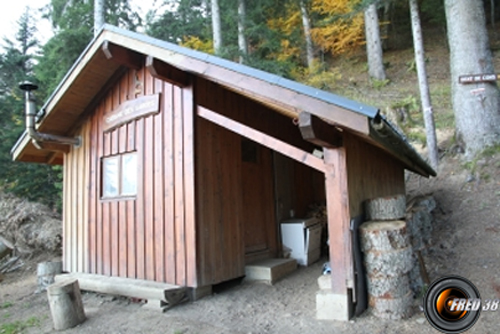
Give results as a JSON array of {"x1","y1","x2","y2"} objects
[
  {"x1": 103, "y1": 156, "x2": 119, "y2": 197},
  {"x1": 121, "y1": 153, "x2": 137, "y2": 196}
]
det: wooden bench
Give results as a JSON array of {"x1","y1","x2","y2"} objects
[{"x1": 55, "y1": 273, "x2": 187, "y2": 312}]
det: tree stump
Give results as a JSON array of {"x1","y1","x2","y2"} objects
[
  {"x1": 408, "y1": 255, "x2": 424, "y2": 296},
  {"x1": 47, "y1": 279, "x2": 86, "y2": 330},
  {"x1": 367, "y1": 274, "x2": 410, "y2": 298},
  {"x1": 37, "y1": 261, "x2": 63, "y2": 293},
  {"x1": 360, "y1": 218, "x2": 414, "y2": 319},
  {"x1": 363, "y1": 247, "x2": 413, "y2": 277},
  {"x1": 359, "y1": 220, "x2": 409, "y2": 252},
  {"x1": 365, "y1": 194, "x2": 406, "y2": 221},
  {"x1": 369, "y1": 291, "x2": 413, "y2": 320}
]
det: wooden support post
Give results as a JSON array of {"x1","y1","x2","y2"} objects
[
  {"x1": 47, "y1": 279, "x2": 86, "y2": 330},
  {"x1": 319, "y1": 147, "x2": 354, "y2": 321}
]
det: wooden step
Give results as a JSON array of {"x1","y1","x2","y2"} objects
[
  {"x1": 244, "y1": 258, "x2": 297, "y2": 284},
  {"x1": 55, "y1": 273, "x2": 187, "y2": 312}
]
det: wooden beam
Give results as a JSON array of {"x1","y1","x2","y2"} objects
[
  {"x1": 46, "y1": 152, "x2": 61, "y2": 164},
  {"x1": 146, "y1": 56, "x2": 190, "y2": 87},
  {"x1": 323, "y1": 147, "x2": 353, "y2": 296},
  {"x1": 102, "y1": 40, "x2": 143, "y2": 70},
  {"x1": 197, "y1": 106, "x2": 326, "y2": 173},
  {"x1": 298, "y1": 111, "x2": 343, "y2": 148}
]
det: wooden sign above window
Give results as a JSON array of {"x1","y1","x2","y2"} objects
[{"x1": 103, "y1": 94, "x2": 160, "y2": 132}]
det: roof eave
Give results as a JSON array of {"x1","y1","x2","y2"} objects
[{"x1": 369, "y1": 116, "x2": 437, "y2": 177}]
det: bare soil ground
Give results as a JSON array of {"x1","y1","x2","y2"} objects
[
  {"x1": 2, "y1": 28, "x2": 500, "y2": 334},
  {"x1": 2, "y1": 152, "x2": 500, "y2": 334}
]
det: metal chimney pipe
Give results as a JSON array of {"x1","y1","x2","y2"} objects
[{"x1": 19, "y1": 82, "x2": 81, "y2": 148}]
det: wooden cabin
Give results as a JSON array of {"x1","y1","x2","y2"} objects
[{"x1": 11, "y1": 25, "x2": 435, "y2": 320}]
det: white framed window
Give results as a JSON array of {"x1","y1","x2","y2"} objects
[{"x1": 101, "y1": 152, "x2": 137, "y2": 199}]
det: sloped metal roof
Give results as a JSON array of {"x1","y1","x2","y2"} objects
[{"x1": 11, "y1": 24, "x2": 435, "y2": 177}]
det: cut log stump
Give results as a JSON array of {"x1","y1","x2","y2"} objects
[
  {"x1": 367, "y1": 274, "x2": 410, "y2": 298},
  {"x1": 359, "y1": 220, "x2": 409, "y2": 252},
  {"x1": 369, "y1": 291, "x2": 413, "y2": 320},
  {"x1": 363, "y1": 247, "x2": 414, "y2": 277},
  {"x1": 37, "y1": 261, "x2": 63, "y2": 293},
  {"x1": 365, "y1": 194, "x2": 406, "y2": 221},
  {"x1": 47, "y1": 279, "x2": 86, "y2": 330}
]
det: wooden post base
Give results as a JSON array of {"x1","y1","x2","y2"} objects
[{"x1": 47, "y1": 279, "x2": 86, "y2": 330}]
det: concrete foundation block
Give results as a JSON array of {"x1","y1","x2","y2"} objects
[
  {"x1": 317, "y1": 275, "x2": 331, "y2": 290},
  {"x1": 142, "y1": 299, "x2": 169, "y2": 312},
  {"x1": 245, "y1": 258, "x2": 297, "y2": 284},
  {"x1": 316, "y1": 289, "x2": 351, "y2": 321}
]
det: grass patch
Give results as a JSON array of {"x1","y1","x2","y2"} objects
[
  {"x1": 463, "y1": 144, "x2": 500, "y2": 173},
  {"x1": 0, "y1": 302, "x2": 13, "y2": 309},
  {"x1": 434, "y1": 110, "x2": 455, "y2": 129},
  {"x1": 407, "y1": 131, "x2": 427, "y2": 145},
  {"x1": 0, "y1": 316, "x2": 40, "y2": 334},
  {"x1": 371, "y1": 78, "x2": 391, "y2": 90}
]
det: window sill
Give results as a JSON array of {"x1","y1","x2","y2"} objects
[{"x1": 100, "y1": 196, "x2": 137, "y2": 202}]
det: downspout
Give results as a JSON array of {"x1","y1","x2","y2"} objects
[{"x1": 19, "y1": 82, "x2": 81, "y2": 149}]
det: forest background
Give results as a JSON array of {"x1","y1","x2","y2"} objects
[{"x1": 0, "y1": 0, "x2": 498, "y2": 210}]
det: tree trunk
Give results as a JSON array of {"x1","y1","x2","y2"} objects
[
  {"x1": 299, "y1": 0, "x2": 314, "y2": 68},
  {"x1": 364, "y1": 2, "x2": 386, "y2": 80},
  {"x1": 238, "y1": 0, "x2": 248, "y2": 63},
  {"x1": 94, "y1": 0, "x2": 105, "y2": 36},
  {"x1": 409, "y1": 0, "x2": 439, "y2": 170},
  {"x1": 211, "y1": 0, "x2": 223, "y2": 55},
  {"x1": 380, "y1": 0, "x2": 391, "y2": 50},
  {"x1": 492, "y1": 0, "x2": 496, "y2": 30},
  {"x1": 445, "y1": 0, "x2": 500, "y2": 158}
]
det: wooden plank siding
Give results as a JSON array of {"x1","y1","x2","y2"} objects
[
  {"x1": 62, "y1": 60, "x2": 403, "y2": 291},
  {"x1": 345, "y1": 133, "x2": 406, "y2": 218},
  {"x1": 65, "y1": 64, "x2": 196, "y2": 287},
  {"x1": 62, "y1": 121, "x2": 91, "y2": 273}
]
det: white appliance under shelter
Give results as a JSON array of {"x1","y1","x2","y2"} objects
[{"x1": 280, "y1": 218, "x2": 322, "y2": 266}]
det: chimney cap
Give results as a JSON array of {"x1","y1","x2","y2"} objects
[{"x1": 19, "y1": 81, "x2": 38, "y2": 92}]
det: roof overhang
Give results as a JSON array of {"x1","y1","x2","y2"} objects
[{"x1": 11, "y1": 25, "x2": 435, "y2": 177}]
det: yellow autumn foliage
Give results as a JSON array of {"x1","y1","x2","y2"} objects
[
  {"x1": 180, "y1": 36, "x2": 214, "y2": 54},
  {"x1": 311, "y1": 0, "x2": 365, "y2": 56},
  {"x1": 291, "y1": 61, "x2": 342, "y2": 91},
  {"x1": 266, "y1": 3, "x2": 303, "y2": 62}
]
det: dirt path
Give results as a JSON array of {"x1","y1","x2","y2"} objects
[{"x1": 2, "y1": 154, "x2": 500, "y2": 333}]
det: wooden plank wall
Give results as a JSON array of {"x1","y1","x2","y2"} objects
[
  {"x1": 345, "y1": 133, "x2": 406, "y2": 218},
  {"x1": 195, "y1": 117, "x2": 245, "y2": 286},
  {"x1": 63, "y1": 65, "x2": 197, "y2": 286},
  {"x1": 292, "y1": 162, "x2": 325, "y2": 217},
  {"x1": 194, "y1": 77, "x2": 320, "y2": 286},
  {"x1": 274, "y1": 153, "x2": 325, "y2": 221},
  {"x1": 62, "y1": 121, "x2": 91, "y2": 273}
]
